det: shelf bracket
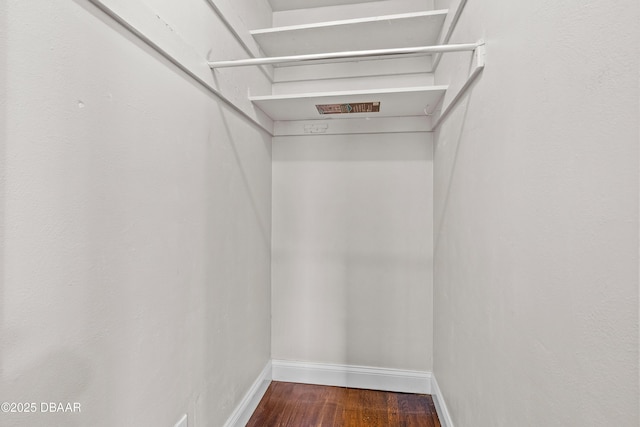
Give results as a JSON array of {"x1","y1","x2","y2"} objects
[{"x1": 431, "y1": 41, "x2": 486, "y2": 130}]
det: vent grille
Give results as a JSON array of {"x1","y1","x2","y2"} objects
[{"x1": 316, "y1": 102, "x2": 380, "y2": 115}]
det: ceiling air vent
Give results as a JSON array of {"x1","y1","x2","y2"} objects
[{"x1": 316, "y1": 102, "x2": 380, "y2": 115}]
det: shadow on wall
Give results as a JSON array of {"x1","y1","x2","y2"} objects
[
  {"x1": 215, "y1": 102, "x2": 271, "y2": 251},
  {"x1": 433, "y1": 53, "x2": 480, "y2": 248},
  {"x1": 433, "y1": 93, "x2": 472, "y2": 249}
]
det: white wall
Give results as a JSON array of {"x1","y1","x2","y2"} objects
[
  {"x1": 0, "y1": 1, "x2": 272, "y2": 426},
  {"x1": 433, "y1": 1, "x2": 639, "y2": 426},
  {"x1": 272, "y1": 133, "x2": 433, "y2": 371}
]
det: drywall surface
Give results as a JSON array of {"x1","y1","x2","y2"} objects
[
  {"x1": 272, "y1": 133, "x2": 433, "y2": 371},
  {"x1": 0, "y1": 1, "x2": 272, "y2": 426},
  {"x1": 433, "y1": 1, "x2": 639, "y2": 426},
  {"x1": 434, "y1": 0, "x2": 448, "y2": 11}
]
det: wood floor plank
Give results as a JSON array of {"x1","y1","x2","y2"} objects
[
  {"x1": 247, "y1": 381, "x2": 441, "y2": 427},
  {"x1": 385, "y1": 392, "x2": 401, "y2": 425}
]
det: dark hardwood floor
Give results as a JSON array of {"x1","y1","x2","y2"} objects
[{"x1": 247, "y1": 381, "x2": 441, "y2": 427}]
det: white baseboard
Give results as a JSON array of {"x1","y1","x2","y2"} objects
[
  {"x1": 221, "y1": 360, "x2": 450, "y2": 427},
  {"x1": 271, "y1": 360, "x2": 431, "y2": 394},
  {"x1": 223, "y1": 360, "x2": 272, "y2": 427},
  {"x1": 431, "y1": 374, "x2": 454, "y2": 427}
]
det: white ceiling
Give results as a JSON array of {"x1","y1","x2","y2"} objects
[{"x1": 268, "y1": 0, "x2": 381, "y2": 12}]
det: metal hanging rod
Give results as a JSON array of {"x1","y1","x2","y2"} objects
[{"x1": 208, "y1": 42, "x2": 480, "y2": 69}]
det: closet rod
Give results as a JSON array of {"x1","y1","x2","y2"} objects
[{"x1": 208, "y1": 43, "x2": 479, "y2": 68}]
